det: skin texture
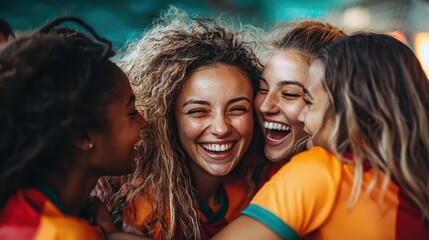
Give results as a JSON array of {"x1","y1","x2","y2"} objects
[
  {"x1": 89, "y1": 70, "x2": 146, "y2": 176},
  {"x1": 175, "y1": 64, "x2": 254, "y2": 183},
  {"x1": 298, "y1": 60, "x2": 334, "y2": 149},
  {"x1": 254, "y1": 50, "x2": 308, "y2": 162},
  {"x1": 212, "y1": 215, "x2": 282, "y2": 240}
]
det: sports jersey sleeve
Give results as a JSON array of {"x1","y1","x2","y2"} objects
[{"x1": 242, "y1": 147, "x2": 342, "y2": 239}]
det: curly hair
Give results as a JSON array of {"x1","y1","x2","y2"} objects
[
  {"x1": 0, "y1": 17, "x2": 122, "y2": 208},
  {"x1": 109, "y1": 7, "x2": 262, "y2": 239},
  {"x1": 317, "y1": 33, "x2": 429, "y2": 220}
]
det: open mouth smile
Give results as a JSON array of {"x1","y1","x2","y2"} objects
[
  {"x1": 201, "y1": 143, "x2": 234, "y2": 152},
  {"x1": 263, "y1": 121, "x2": 291, "y2": 142}
]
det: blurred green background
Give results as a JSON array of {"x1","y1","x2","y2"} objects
[
  {"x1": 1, "y1": 0, "x2": 428, "y2": 47},
  {"x1": 1, "y1": 0, "x2": 428, "y2": 75}
]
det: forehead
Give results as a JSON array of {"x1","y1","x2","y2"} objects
[
  {"x1": 114, "y1": 69, "x2": 133, "y2": 100},
  {"x1": 181, "y1": 64, "x2": 252, "y2": 95},
  {"x1": 263, "y1": 50, "x2": 309, "y2": 83}
]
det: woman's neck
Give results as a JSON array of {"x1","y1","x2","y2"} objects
[
  {"x1": 189, "y1": 162, "x2": 223, "y2": 205},
  {"x1": 42, "y1": 167, "x2": 99, "y2": 215}
]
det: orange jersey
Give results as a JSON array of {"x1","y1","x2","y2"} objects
[
  {"x1": 242, "y1": 147, "x2": 429, "y2": 239},
  {"x1": 0, "y1": 187, "x2": 104, "y2": 240},
  {"x1": 123, "y1": 177, "x2": 251, "y2": 239}
]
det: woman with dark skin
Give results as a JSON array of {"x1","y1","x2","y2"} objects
[{"x1": 0, "y1": 17, "x2": 146, "y2": 239}]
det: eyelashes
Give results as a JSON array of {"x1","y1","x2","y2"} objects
[
  {"x1": 185, "y1": 107, "x2": 249, "y2": 117},
  {"x1": 128, "y1": 110, "x2": 139, "y2": 116}
]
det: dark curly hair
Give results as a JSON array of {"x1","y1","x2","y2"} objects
[
  {"x1": 0, "y1": 18, "x2": 15, "y2": 41},
  {"x1": 0, "y1": 17, "x2": 123, "y2": 208}
]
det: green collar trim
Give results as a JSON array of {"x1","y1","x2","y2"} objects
[
  {"x1": 198, "y1": 184, "x2": 229, "y2": 224},
  {"x1": 35, "y1": 183, "x2": 67, "y2": 214}
]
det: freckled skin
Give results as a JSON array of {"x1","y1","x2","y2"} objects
[{"x1": 175, "y1": 64, "x2": 254, "y2": 177}]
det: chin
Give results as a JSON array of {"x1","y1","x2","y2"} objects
[
  {"x1": 265, "y1": 151, "x2": 287, "y2": 163},
  {"x1": 265, "y1": 144, "x2": 296, "y2": 162}
]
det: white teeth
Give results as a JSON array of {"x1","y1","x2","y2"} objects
[
  {"x1": 202, "y1": 143, "x2": 233, "y2": 152},
  {"x1": 263, "y1": 121, "x2": 290, "y2": 131}
]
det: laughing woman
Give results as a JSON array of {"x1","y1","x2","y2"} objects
[
  {"x1": 0, "y1": 18, "x2": 146, "y2": 239},
  {"x1": 101, "y1": 8, "x2": 263, "y2": 240},
  {"x1": 214, "y1": 33, "x2": 429, "y2": 239},
  {"x1": 254, "y1": 20, "x2": 345, "y2": 164}
]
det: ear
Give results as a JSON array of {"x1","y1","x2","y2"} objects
[{"x1": 73, "y1": 130, "x2": 95, "y2": 151}]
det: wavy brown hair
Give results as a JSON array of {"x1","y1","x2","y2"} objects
[
  {"x1": 108, "y1": 7, "x2": 262, "y2": 239},
  {"x1": 317, "y1": 33, "x2": 429, "y2": 220}
]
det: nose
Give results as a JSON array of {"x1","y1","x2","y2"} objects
[
  {"x1": 258, "y1": 92, "x2": 279, "y2": 115},
  {"x1": 210, "y1": 113, "x2": 231, "y2": 137},
  {"x1": 136, "y1": 111, "x2": 147, "y2": 129}
]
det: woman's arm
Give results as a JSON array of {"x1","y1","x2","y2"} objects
[{"x1": 212, "y1": 215, "x2": 282, "y2": 240}]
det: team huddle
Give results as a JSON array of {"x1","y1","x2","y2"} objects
[{"x1": 0, "y1": 6, "x2": 428, "y2": 240}]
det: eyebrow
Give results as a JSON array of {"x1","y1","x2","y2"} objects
[
  {"x1": 278, "y1": 80, "x2": 305, "y2": 88},
  {"x1": 182, "y1": 99, "x2": 210, "y2": 107},
  {"x1": 259, "y1": 77, "x2": 305, "y2": 88},
  {"x1": 182, "y1": 97, "x2": 251, "y2": 107},
  {"x1": 228, "y1": 96, "x2": 251, "y2": 105},
  {"x1": 127, "y1": 95, "x2": 136, "y2": 106}
]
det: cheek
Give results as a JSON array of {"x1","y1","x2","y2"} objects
[
  {"x1": 178, "y1": 118, "x2": 206, "y2": 141},
  {"x1": 232, "y1": 113, "x2": 254, "y2": 140},
  {"x1": 280, "y1": 100, "x2": 305, "y2": 123},
  {"x1": 305, "y1": 111, "x2": 322, "y2": 134}
]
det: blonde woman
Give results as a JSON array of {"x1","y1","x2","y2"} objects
[
  {"x1": 215, "y1": 33, "x2": 429, "y2": 239},
  {"x1": 102, "y1": 8, "x2": 264, "y2": 240}
]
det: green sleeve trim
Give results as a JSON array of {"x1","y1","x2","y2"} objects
[{"x1": 241, "y1": 204, "x2": 301, "y2": 240}]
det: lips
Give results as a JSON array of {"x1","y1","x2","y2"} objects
[
  {"x1": 263, "y1": 121, "x2": 291, "y2": 146},
  {"x1": 201, "y1": 143, "x2": 233, "y2": 152},
  {"x1": 199, "y1": 142, "x2": 237, "y2": 161}
]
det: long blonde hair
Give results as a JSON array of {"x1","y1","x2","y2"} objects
[
  {"x1": 318, "y1": 33, "x2": 429, "y2": 220},
  {"x1": 109, "y1": 7, "x2": 261, "y2": 239}
]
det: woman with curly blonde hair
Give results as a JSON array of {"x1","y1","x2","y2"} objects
[{"x1": 102, "y1": 7, "x2": 263, "y2": 239}]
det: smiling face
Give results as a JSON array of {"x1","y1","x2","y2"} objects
[
  {"x1": 92, "y1": 70, "x2": 147, "y2": 176},
  {"x1": 298, "y1": 60, "x2": 334, "y2": 149},
  {"x1": 254, "y1": 50, "x2": 309, "y2": 162},
  {"x1": 175, "y1": 64, "x2": 254, "y2": 177}
]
